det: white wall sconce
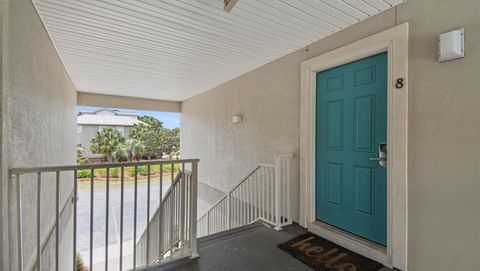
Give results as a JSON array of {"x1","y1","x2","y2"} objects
[
  {"x1": 233, "y1": 114, "x2": 243, "y2": 124},
  {"x1": 438, "y1": 28, "x2": 464, "y2": 62}
]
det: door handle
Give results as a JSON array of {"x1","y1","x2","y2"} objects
[
  {"x1": 371, "y1": 142, "x2": 387, "y2": 167},
  {"x1": 370, "y1": 157, "x2": 387, "y2": 161}
]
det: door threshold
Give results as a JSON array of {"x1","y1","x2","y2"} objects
[{"x1": 308, "y1": 221, "x2": 392, "y2": 268}]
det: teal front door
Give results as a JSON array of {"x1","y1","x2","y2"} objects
[{"x1": 316, "y1": 52, "x2": 387, "y2": 246}]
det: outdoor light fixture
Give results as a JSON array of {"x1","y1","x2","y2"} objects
[
  {"x1": 224, "y1": 0, "x2": 239, "y2": 12},
  {"x1": 438, "y1": 28, "x2": 464, "y2": 62},
  {"x1": 233, "y1": 114, "x2": 243, "y2": 124}
]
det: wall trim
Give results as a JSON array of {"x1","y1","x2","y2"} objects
[
  {"x1": 299, "y1": 23, "x2": 409, "y2": 270},
  {"x1": 77, "y1": 92, "x2": 181, "y2": 113}
]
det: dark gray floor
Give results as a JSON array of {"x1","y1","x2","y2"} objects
[{"x1": 150, "y1": 222, "x2": 393, "y2": 271}]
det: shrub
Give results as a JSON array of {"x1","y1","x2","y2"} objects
[
  {"x1": 137, "y1": 165, "x2": 150, "y2": 176},
  {"x1": 77, "y1": 169, "x2": 91, "y2": 179},
  {"x1": 128, "y1": 165, "x2": 150, "y2": 176},
  {"x1": 163, "y1": 163, "x2": 179, "y2": 172},
  {"x1": 127, "y1": 166, "x2": 136, "y2": 176},
  {"x1": 110, "y1": 167, "x2": 120, "y2": 178},
  {"x1": 95, "y1": 168, "x2": 107, "y2": 177}
]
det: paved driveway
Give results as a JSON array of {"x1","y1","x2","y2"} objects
[{"x1": 77, "y1": 180, "x2": 172, "y2": 253}]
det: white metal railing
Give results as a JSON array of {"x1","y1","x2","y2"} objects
[
  {"x1": 135, "y1": 168, "x2": 197, "y2": 267},
  {"x1": 197, "y1": 155, "x2": 292, "y2": 238},
  {"x1": 9, "y1": 158, "x2": 199, "y2": 271}
]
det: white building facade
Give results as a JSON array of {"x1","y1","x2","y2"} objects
[{"x1": 77, "y1": 109, "x2": 143, "y2": 157}]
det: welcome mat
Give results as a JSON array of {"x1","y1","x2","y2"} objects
[{"x1": 278, "y1": 233, "x2": 383, "y2": 271}]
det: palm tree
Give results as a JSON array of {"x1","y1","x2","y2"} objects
[
  {"x1": 90, "y1": 127, "x2": 125, "y2": 162},
  {"x1": 117, "y1": 139, "x2": 145, "y2": 162},
  {"x1": 76, "y1": 144, "x2": 89, "y2": 165}
]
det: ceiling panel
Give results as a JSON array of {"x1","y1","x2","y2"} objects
[{"x1": 33, "y1": 0, "x2": 406, "y2": 101}]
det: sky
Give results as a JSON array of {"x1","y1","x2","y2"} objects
[{"x1": 77, "y1": 106, "x2": 180, "y2": 129}]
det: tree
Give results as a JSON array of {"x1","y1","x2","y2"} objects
[
  {"x1": 139, "y1": 116, "x2": 163, "y2": 128},
  {"x1": 129, "y1": 117, "x2": 163, "y2": 159},
  {"x1": 76, "y1": 144, "x2": 89, "y2": 165},
  {"x1": 129, "y1": 116, "x2": 180, "y2": 159},
  {"x1": 116, "y1": 139, "x2": 145, "y2": 162},
  {"x1": 162, "y1": 128, "x2": 180, "y2": 155},
  {"x1": 90, "y1": 127, "x2": 125, "y2": 162}
]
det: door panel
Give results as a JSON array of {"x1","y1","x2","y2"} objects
[{"x1": 316, "y1": 52, "x2": 387, "y2": 246}]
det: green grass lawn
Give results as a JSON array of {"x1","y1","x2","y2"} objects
[{"x1": 78, "y1": 173, "x2": 174, "y2": 190}]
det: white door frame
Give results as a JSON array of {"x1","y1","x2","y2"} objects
[{"x1": 299, "y1": 23, "x2": 409, "y2": 270}]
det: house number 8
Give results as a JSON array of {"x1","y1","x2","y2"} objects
[{"x1": 396, "y1": 78, "x2": 404, "y2": 89}]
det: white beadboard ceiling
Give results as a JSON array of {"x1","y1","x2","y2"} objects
[{"x1": 33, "y1": 0, "x2": 405, "y2": 102}]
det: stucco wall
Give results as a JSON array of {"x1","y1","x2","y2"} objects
[
  {"x1": 396, "y1": 1, "x2": 480, "y2": 270},
  {"x1": 1, "y1": 0, "x2": 77, "y2": 270},
  {"x1": 181, "y1": 1, "x2": 480, "y2": 270}
]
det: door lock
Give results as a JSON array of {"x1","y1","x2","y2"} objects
[{"x1": 370, "y1": 143, "x2": 387, "y2": 167}]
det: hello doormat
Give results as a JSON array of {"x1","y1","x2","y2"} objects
[{"x1": 278, "y1": 233, "x2": 383, "y2": 271}]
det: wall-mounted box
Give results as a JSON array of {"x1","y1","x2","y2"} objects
[
  {"x1": 438, "y1": 28, "x2": 464, "y2": 62},
  {"x1": 233, "y1": 115, "x2": 242, "y2": 124}
]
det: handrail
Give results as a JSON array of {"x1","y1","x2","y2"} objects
[
  {"x1": 10, "y1": 158, "x2": 199, "y2": 271},
  {"x1": 135, "y1": 168, "x2": 196, "y2": 267},
  {"x1": 197, "y1": 155, "x2": 292, "y2": 238},
  {"x1": 9, "y1": 158, "x2": 200, "y2": 174},
  {"x1": 140, "y1": 170, "x2": 183, "y2": 237},
  {"x1": 197, "y1": 164, "x2": 274, "y2": 222}
]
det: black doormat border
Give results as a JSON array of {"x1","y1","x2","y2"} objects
[{"x1": 278, "y1": 233, "x2": 383, "y2": 271}]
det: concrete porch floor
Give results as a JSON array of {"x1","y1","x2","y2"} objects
[{"x1": 150, "y1": 222, "x2": 393, "y2": 271}]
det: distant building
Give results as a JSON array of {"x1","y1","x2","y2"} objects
[{"x1": 77, "y1": 109, "x2": 144, "y2": 157}]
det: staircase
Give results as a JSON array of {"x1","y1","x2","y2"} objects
[
  {"x1": 197, "y1": 154, "x2": 293, "y2": 238},
  {"x1": 134, "y1": 154, "x2": 293, "y2": 269},
  {"x1": 136, "y1": 169, "x2": 198, "y2": 268}
]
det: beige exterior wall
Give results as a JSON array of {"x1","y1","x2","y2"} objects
[
  {"x1": 396, "y1": 1, "x2": 480, "y2": 270},
  {"x1": 1, "y1": 0, "x2": 77, "y2": 270},
  {"x1": 181, "y1": 1, "x2": 480, "y2": 270},
  {"x1": 77, "y1": 92, "x2": 181, "y2": 113}
]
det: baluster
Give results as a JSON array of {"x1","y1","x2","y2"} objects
[
  {"x1": 159, "y1": 164, "x2": 163, "y2": 258},
  {"x1": 190, "y1": 161, "x2": 198, "y2": 258},
  {"x1": 275, "y1": 159, "x2": 281, "y2": 230},
  {"x1": 226, "y1": 192, "x2": 231, "y2": 230},
  {"x1": 16, "y1": 174, "x2": 23, "y2": 271},
  {"x1": 265, "y1": 168, "x2": 271, "y2": 221},
  {"x1": 179, "y1": 163, "x2": 186, "y2": 256},
  {"x1": 169, "y1": 181, "x2": 174, "y2": 255},
  {"x1": 253, "y1": 172, "x2": 257, "y2": 221},
  {"x1": 286, "y1": 158, "x2": 291, "y2": 224},
  {"x1": 146, "y1": 165, "x2": 151, "y2": 265},
  {"x1": 240, "y1": 184, "x2": 244, "y2": 226},
  {"x1": 247, "y1": 178, "x2": 251, "y2": 224},
  {"x1": 261, "y1": 167, "x2": 265, "y2": 220},
  {"x1": 38, "y1": 173, "x2": 43, "y2": 271},
  {"x1": 89, "y1": 169, "x2": 94, "y2": 271},
  {"x1": 55, "y1": 171, "x2": 60, "y2": 271},
  {"x1": 120, "y1": 167, "x2": 124, "y2": 271},
  {"x1": 133, "y1": 165, "x2": 138, "y2": 269},
  {"x1": 105, "y1": 167, "x2": 110, "y2": 270}
]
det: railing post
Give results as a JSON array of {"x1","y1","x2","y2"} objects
[
  {"x1": 55, "y1": 171, "x2": 60, "y2": 271},
  {"x1": 158, "y1": 164, "x2": 163, "y2": 259},
  {"x1": 146, "y1": 165, "x2": 151, "y2": 265},
  {"x1": 190, "y1": 161, "x2": 199, "y2": 259},
  {"x1": 226, "y1": 192, "x2": 231, "y2": 230},
  {"x1": 179, "y1": 163, "x2": 186, "y2": 257},
  {"x1": 72, "y1": 171, "x2": 77, "y2": 271},
  {"x1": 15, "y1": 174, "x2": 24, "y2": 271},
  {"x1": 274, "y1": 157, "x2": 282, "y2": 231}
]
